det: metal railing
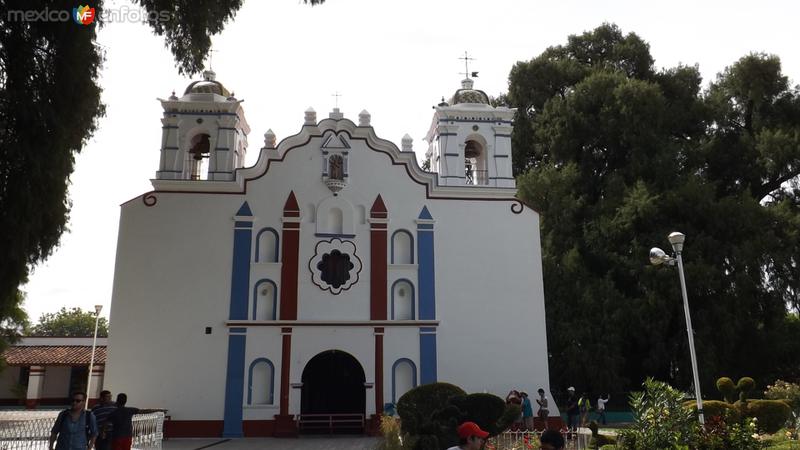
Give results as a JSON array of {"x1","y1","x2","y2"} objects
[
  {"x1": 0, "y1": 411, "x2": 164, "y2": 450},
  {"x1": 488, "y1": 429, "x2": 590, "y2": 450},
  {"x1": 296, "y1": 413, "x2": 365, "y2": 434}
]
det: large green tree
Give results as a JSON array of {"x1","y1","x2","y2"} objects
[
  {"x1": 0, "y1": 0, "x2": 321, "y2": 356},
  {"x1": 508, "y1": 24, "x2": 800, "y2": 393},
  {"x1": 30, "y1": 307, "x2": 109, "y2": 337}
]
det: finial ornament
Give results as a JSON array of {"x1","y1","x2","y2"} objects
[
  {"x1": 202, "y1": 69, "x2": 216, "y2": 81},
  {"x1": 358, "y1": 110, "x2": 371, "y2": 127},
  {"x1": 402, "y1": 134, "x2": 413, "y2": 152},
  {"x1": 264, "y1": 129, "x2": 276, "y2": 149},
  {"x1": 304, "y1": 107, "x2": 317, "y2": 125}
]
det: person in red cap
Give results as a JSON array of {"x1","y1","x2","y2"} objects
[{"x1": 446, "y1": 421, "x2": 489, "y2": 450}]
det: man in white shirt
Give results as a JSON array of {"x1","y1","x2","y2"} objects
[
  {"x1": 445, "y1": 421, "x2": 489, "y2": 450},
  {"x1": 596, "y1": 394, "x2": 610, "y2": 425}
]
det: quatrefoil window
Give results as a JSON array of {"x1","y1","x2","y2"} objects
[
  {"x1": 309, "y1": 238, "x2": 362, "y2": 295},
  {"x1": 316, "y1": 250, "x2": 354, "y2": 288}
]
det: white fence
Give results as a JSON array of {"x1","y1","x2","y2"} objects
[
  {"x1": 0, "y1": 411, "x2": 164, "y2": 450},
  {"x1": 488, "y1": 429, "x2": 590, "y2": 450}
]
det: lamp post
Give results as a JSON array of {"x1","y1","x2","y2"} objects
[
  {"x1": 649, "y1": 232, "x2": 704, "y2": 425},
  {"x1": 86, "y1": 304, "x2": 103, "y2": 409}
]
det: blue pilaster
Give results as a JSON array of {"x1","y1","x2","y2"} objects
[
  {"x1": 416, "y1": 206, "x2": 438, "y2": 384},
  {"x1": 223, "y1": 202, "x2": 253, "y2": 437}
]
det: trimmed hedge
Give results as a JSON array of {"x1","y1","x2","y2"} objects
[
  {"x1": 746, "y1": 400, "x2": 792, "y2": 434},
  {"x1": 717, "y1": 377, "x2": 736, "y2": 403},
  {"x1": 397, "y1": 382, "x2": 466, "y2": 449},
  {"x1": 683, "y1": 399, "x2": 740, "y2": 421},
  {"x1": 396, "y1": 383, "x2": 518, "y2": 450}
]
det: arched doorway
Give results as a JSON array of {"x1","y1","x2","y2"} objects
[{"x1": 301, "y1": 350, "x2": 366, "y2": 416}]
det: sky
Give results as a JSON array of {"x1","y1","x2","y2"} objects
[{"x1": 21, "y1": 0, "x2": 800, "y2": 322}]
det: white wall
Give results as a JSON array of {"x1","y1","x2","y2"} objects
[{"x1": 107, "y1": 119, "x2": 556, "y2": 422}]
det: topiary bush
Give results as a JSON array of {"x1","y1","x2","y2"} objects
[
  {"x1": 396, "y1": 383, "x2": 518, "y2": 450},
  {"x1": 717, "y1": 377, "x2": 737, "y2": 403},
  {"x1": 449, "y1": 392, "x2": 519, "y2": 436},
  {"x1": 684, "y1": 399, "x2": 741, "y2": 421},
  {"x1": 745, "y1": 399, "x2": 792, "y2": 434},
  {"x1": 736, "y1": 377, "x2": 755, "y2": 402},
  {"x1": 397, "y1": 382, "x2": 466, "y2": 449}
]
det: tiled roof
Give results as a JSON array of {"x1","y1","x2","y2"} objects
[{"x1": 1, "y1": 346, "x2": 107, "y2": 366}]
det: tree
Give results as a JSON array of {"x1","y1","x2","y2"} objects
[
  {"x1": 0, "y1": 0, "x2": 322, "y2": 359},
  {"x1": 507, "y1": 24, "x2": 800, "y2": 393},
  {"x1": 30, "y1": 307, "x2": 108, "y2": 337}
]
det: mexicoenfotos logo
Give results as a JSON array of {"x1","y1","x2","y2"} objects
[{"x1": 73, "y1": 5, "x2": 95, "y2": 25}]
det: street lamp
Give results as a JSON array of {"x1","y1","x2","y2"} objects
[
  {"x1": 85, "y1": 304, "x2": 103, "y2": 409},
  {"x1": 650, "y1": 232, "x2": 705, "y2": 425}
]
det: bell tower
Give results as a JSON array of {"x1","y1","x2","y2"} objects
[
  {"x1": 157, "y1": 70, "x2": 250, "y2": 181},
  {"x1": 424, "y1": 77, "x2": 516, "y2": 188}
]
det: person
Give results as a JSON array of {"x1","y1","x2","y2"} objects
[
  {"x1": 540, "y1": 429, "x2": 565, "y2": 450},
  {"x1": 597, "y1": 393, "x2": 610, "y2": 425},
  {"x1": 536, "y1": 388, "x2": 549, "y2": 429},
  {"x1": 520, "y1": 391, "x2": 534, "y2": 430},
  {"x1": 565, "y1": 387, "x2": 579, "y2": 432},
  {"x1": 107, "y1": 393, "x2": 159, "y2": 450},
  {"x1": 49, "y1": 391, "x2": 98, "y2": 450},
  {"x1": 446, "y1": 421, "x2": 489, "y2": 450},
  {"x1": 91, "y1": 390, "x2": 116, "y2": 450},
  {"x1": 505, "y1": 390, "x2": 522, "y2": 430},
  {"x1": 578, "y1": 392, "x2": 591, "y2": 427}
]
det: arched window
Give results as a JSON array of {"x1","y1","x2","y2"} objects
[
  {"x1": 392, "y1": 279, "x2": 415, "y2": 320},
  {"x1": 391, "y1": 230, "x2": 414, "y2": 264},
  {"x1": 392, "y1": 359, "x2": 417, "y2": 403},
  {"x1": 252, "y1": 280, "x2": 277, "y2": 321},
  {"x1": 255, "y1": 228, "x2": 279, "y2": 263},
  {"x1": 247, "y1": 358, "x2": 275, "y2": 405}
]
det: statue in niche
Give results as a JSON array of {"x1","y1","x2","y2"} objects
[{"x1": 329, "y1": 154, "x2": 344, "y2": 180}]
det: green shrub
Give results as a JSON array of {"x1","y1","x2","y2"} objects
[
  {"x1": 746, "y1": 399, "x2": 792, "y2": 433},
  {"x1": 449, "y1": 392, "x2": 519, "y2": 436},
  {"x1": 717, "y1": 377, "x2": 737, "y2": 403},
  {"x1": 685, "y1": 399, "x2": 741, "y2": 421},
  {"x1": 737, "y1": 377, "x2": 755, "y2": 402},
  {"x1": 397, "y1": 382, "x2": 466, "y2": 449},
  {"x1": 396, "y1": 384, "x2": 516, "y2": 450},
  {"x1": 618, "y1": 378, "x2": 697, "y2": 450}
]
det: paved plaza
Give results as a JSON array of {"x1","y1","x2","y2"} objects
[{"x1": 162, "y1": 437, "x2": 381, "y2": 450}]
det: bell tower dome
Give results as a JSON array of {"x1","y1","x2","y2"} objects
[
  {"x1": 156, "y1": 70, "x2": 250, "y2": 181},
  {"x1": 424, "y1": 77, "x2": 515, "y2": 188}
]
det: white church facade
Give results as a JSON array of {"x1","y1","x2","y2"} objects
[{"x1": 105, "y1": 72, "x2": 556, "y2": 437}]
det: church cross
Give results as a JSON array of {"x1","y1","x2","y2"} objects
[
  {"x1": 459, "y1": 51, "x2": 478, "y2": 78},
  {"x1": 332, "y1": 91, "x2": 342, "y2": 108},
  {"x1": 208, "y1": 47, "x2": 220, "y2": 71}
]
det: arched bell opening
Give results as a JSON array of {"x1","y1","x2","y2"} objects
[{"x1": 464, "y1": 139, "x2": 487, "y2": 185}]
